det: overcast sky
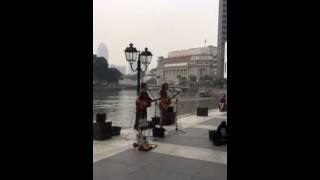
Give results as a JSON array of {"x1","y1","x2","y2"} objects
[{"x1": 93, "y1": 0, "x2": 219, "y2": 70}]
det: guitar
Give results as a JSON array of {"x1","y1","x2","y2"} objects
[
  {"x1": 159, "y1": 91, "x2": 180, "y2": 110},
  {"x1": 136, "y1": 97, "x2": 161, "y2": 111}
]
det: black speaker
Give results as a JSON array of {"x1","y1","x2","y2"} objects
[
  {"x1": 163, "y1": 112, "x2": 175, "y2": 125},
  {"x1": 112, "y1": 126, "x2": 121, "y2": 136},
  {"x1": 152, "y1": 116, "x2": 160, "y2": 125},
  {"x1": 153, "y1": 127, "x2": 164, "y2": 138},
  {"x1": 93, "y1": 121, "x2": 112, "y2": 140},
  {"x1": 197, "y1": 107, "x2": 208, "y2": 116},
  {"x1": 209, "y1": 130, "x2": 216, "y2": 141},
  {"x1": 148, "y1": 121, "x2": 155, "y2": 129},
  {"x1": 212, "y1": 133, "x2": 227, "y2": 146},
  {"x1": 96, "y1": 113, "x2": 106, "y2": 123}
]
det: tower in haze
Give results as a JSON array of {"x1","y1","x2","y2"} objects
[
  {"x1": 96, "y1": 43, "x2": 109, "y2": 60},
  {"x1": 217, "y1": 0, "x2": 227, "y2": 79}
]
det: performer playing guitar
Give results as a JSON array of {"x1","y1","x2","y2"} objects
[
  {"x1": 136, "y1": 96, "x2": 160, "y2": 111},
  {"x1": 135, "y1": 83, "x2": 161, "y2": 130},
  {"x1": 134, "y1": 83, "x2": 160, "y2": 151},
  {"x1": 159, "y1": 83, "x2": 180, "y2": 129},
  {"x1": 159, "y1": 91, "x2": 180, "y2": 110}
]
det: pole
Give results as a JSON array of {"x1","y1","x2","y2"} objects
[
  {"x1": 137, "y1": 52, "x2": 141, "y2": 96},
  {"x1": 135, "y1": 52, "x2": 141, "y2": 133},
  {"x1": 168, "y1": 96, "x2": 185, "y2": 134}
]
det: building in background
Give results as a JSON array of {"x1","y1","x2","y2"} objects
[
  {"x1": 96, "y1": 43, "x2": 109, "y2": 60},
  {"x1": 156, "y1": 46, "x2": 218, "y2": 85},
  {"x1": 217, "y1": 0, "x2": 227, "y2": 79},
  {"x1": 224, "y1": 41, "x2": 227, "y2": 79},
  {"x1": 143, "y1": 68, "x2": 157, "y2": 82}
]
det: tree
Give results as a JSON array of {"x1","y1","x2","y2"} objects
[
  {"x1": 188, "y1": 75, "x2": 197, "y2": 87},
  {"x1": 198, "y1": 75, "x2": 213, "y2": 87},
  {"x1": 107, "y1": 68, "x2": 123, "y2": 86},
  {"x1": 93, "y1": 54, "x2": 123, "y2": 86},
  {"x1": 204, "y1": 75, "x2": 212, "y2": 81},
  {"x1": 124, "y1": 71, "x2": 145, "y2": 81},
  {"x1": 146, "y1": 78, "x2": 157, "y2": 85},
  {"x1": 149, "y1": 68, "x2": 157, "y2": 75},
  {"x1": 189, "y1": 75, "x2": 197, "y2": 82},
  {"x1": 213, "y1": 78, "x2": 227, "y2": 89},
  {"x1": 178, "y1": 76, "x2": 187, "y2": 86},
  {"x1": 94, "y1": 56, "x2": 109, "y2": 82}
]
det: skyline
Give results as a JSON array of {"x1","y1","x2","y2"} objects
[{"x1": 93, "y1": 0, "x2": 219, "y2": 70}]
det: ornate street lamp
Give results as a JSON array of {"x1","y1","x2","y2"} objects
[{"x1": 124, "y1": 43, "x2": 152, "y2": 95}]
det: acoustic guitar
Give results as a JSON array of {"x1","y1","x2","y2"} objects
[
  {"x1": 136, "y1": 97, "x2": 161, "y2": 111},
  {"x1": 159, "y1": 91, "x2": 180, "y2": 110}
]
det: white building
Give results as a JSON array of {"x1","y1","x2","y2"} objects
[{"x1": 156, "y1": 46, "x2": 218, "y2": 85}]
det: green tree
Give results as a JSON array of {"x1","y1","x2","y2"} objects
[
  {"x1": 107, "y1": 68, "x2": 123, "y2": 86},
  {"x1": 146, "y1": 78, "x2": 157, "y2": 85},
  {"x1": 93, "y1": 54, "x2": 123, "y2": 86},
  {"x1": 188, "y1": 75, "x2": 197, "y2": 87},
  {"x1": 124, "y1": 72, "x2": 145, "y2": 81},
  {"x1": 189, "y1": 75, "x2": 197, "y2": 82},
  {"x1": 178, "y1": 76, "x2": 187, "y2": 86},
  {"x1": 198, "y1": 75, "x2": 213, "y2": 87},
  {"x1": 204, "y1": 75, "x2": 212, "y2": 81},
  {"x1": 94, "y1": 56, "x2": 109, "y2": 82},
  {"x1": 213, "y1": 78, "x2": 227, "y2": 89}
]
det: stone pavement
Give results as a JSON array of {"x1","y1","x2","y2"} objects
[{"x1": 93, "y1": 109, "x2": 227, "y2": 180}]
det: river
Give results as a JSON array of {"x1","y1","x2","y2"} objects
[{"x1": 93, "y1": 90, "x2": 220, "y2": 128}]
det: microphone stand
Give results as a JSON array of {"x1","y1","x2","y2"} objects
[
  {"x1": 147, "y1": 89, "x2": 158, "y2": 118},
  {"x1": 169, "y1": 96, "x2": 185, "y2": 134}
]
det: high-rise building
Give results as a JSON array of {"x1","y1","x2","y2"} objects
[
  {"x1": 96, "y1": 43, "x2": 109, "y2": 60},
  {"x1": 217, "y1": 0, "x2": 227, "y2": 79}
]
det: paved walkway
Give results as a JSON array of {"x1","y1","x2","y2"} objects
[{"x1": 93, "y1": 109, "x2": 227, "y2": 180}]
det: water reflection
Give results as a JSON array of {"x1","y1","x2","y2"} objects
[{"x1": 93, "y1": 90, "x2": 219, "y2": 128}]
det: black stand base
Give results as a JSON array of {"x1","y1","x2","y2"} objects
[{"x1": 168, "y1": 127, "x2": 186, "y2": 134}]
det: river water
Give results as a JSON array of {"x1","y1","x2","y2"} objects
[{"x1": 93, "y1": 90, "x2": 220, "y2": 128}]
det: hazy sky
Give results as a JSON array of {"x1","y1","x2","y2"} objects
[{"x1": 93, "y1": 0, "x2": 219, "y2": 70}]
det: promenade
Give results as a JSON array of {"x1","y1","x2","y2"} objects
[{"x1": 93, "y1": 109, "x2": 227, "y2": 180}]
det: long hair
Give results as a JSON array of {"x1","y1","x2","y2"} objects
[
  {"x1": 160, "y1": 83, "x2": 168, "y2": 91},
  {"x1": 140, "y1": 82, "x2": 147, "y2": 89},
  {"x1": 159, "y1": 83, "x2": 168, "y2": 98}
]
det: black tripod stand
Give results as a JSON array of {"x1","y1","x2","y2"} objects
[{"x1": 169, "y1": 97, "x2": 185, "y2": 134}]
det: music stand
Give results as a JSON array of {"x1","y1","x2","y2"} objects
[{"x1": 169, "y1": 97, "x2": 185, "y2": 134}]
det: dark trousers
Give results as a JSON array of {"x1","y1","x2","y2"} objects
[{"x1": 134, "y1": 110, "x2": 147, "y2": 130}]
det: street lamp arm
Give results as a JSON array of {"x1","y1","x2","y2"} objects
[
  {"x1": 129, "y1": 63, "x2": 138, "y2": 72},
  {"x1": 141, "y1": 63, "x2": 149, "y2": 73}
]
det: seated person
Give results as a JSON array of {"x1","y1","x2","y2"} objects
[
  {"x1": 219, "y1": 94, "x2": 227, "y2": 112},
  {"x1": 212, "y1": 121, "x2": 228, "y2": 146}
]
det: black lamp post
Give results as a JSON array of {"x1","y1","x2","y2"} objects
[{"x1": 124, "y1": 43, "x2": 152, "y2": 96}]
